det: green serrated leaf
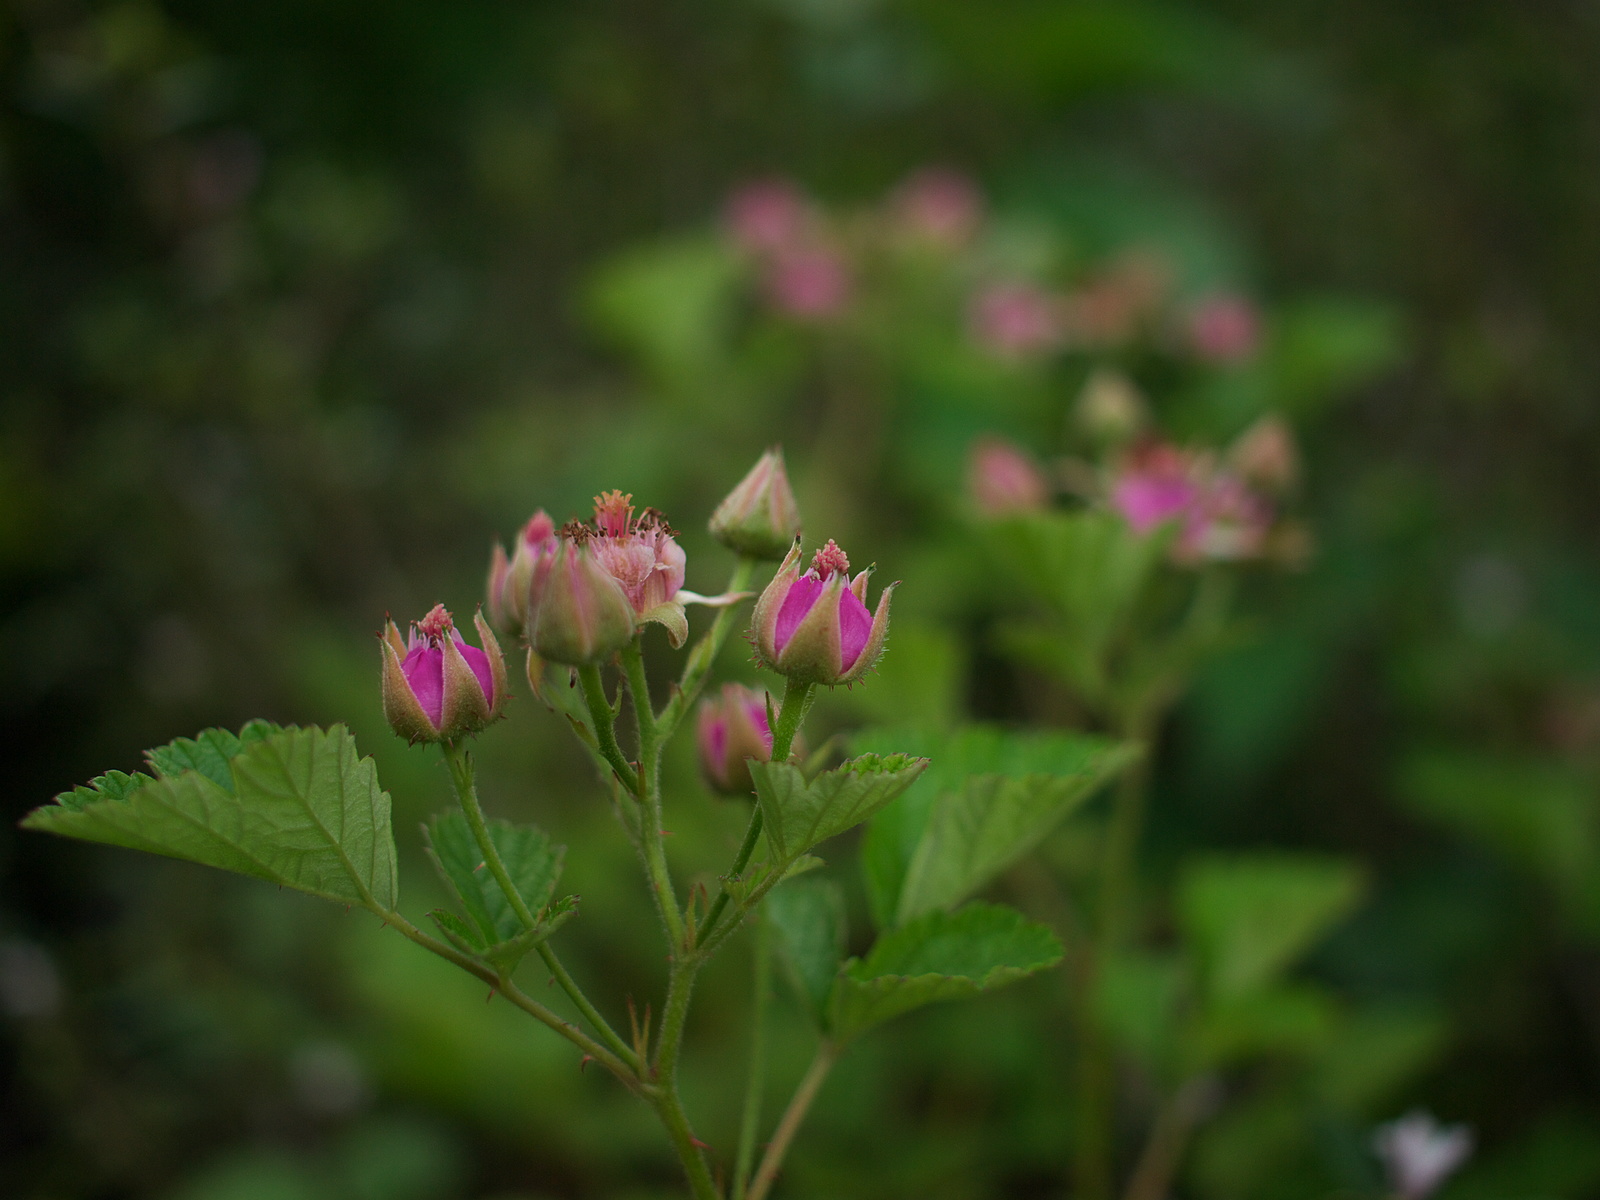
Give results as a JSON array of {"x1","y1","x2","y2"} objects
[
  {"x1": 424, "y1": 811, "x2": 564, "y2": 946},
  {"x1": 751, "y1": 753, "x2": 929, "y2": 867},
  {"x1": 1178, "y1": 853, "x2": 1363, "y2": 1001},
  {"x1": 54, "y1": 769, "x2": 150, "y2": 813},
  {"x1": 828, "y1": 902, "x2": 1062, "y2": 1040},
  {"x1": 482, "y1": 895, "x2": 580, "y2": 972},
  {"x1": 766, "y1": 878, "x2": 847, "y2": 1028},
  {"x1": 143, "y1": 721, "x2": 285, "y2": 792},
  {"x1": 24, "y1": 724, "x2": 397, "y2": 909},
  {"x1": 857, "y1": 726, "x2": 1135, "y2": 927}
]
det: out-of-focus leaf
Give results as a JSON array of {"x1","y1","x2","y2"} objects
[
  {"x1": 582, "y1": 236, "x2": 742, "y2": 383},
  {"x1": 1445, "y1": 1111, "x2": 1600, "y2": 1200},
  {"x1": 828, "y1": 902, "x2": 1062, "y2": 1040},
  {"x1": 752, "y1": 753, "x2": 929, "y2": 865},
  {"x1": 1186, "y1": 982, "x2": 1338, "y2": 1068},
  {"x1": 1311, "y1": 1007, "x2": 1448, "y2": 1113},
  {"x1": 766, "y1": 877, "x2": 847, "y2": 1026},
  {"x1": 24, "y1": 724, "x2": 398, "y2": 910},
  {"x1": 1399, "y1": 750, "x2": 1600, "y2": 933},
  {"x1": 1178, "y1": 854, "x2": 1363, "y2": 1000},
  {"x1": 857, "y1": 725, "x2": 1132, "y2": 927},
  {"x1": 1093, "y1": 949, "x2": 1184, "y2": 1074},
  {"x1": 1267, "y1": 296, "x2": 1405, "y2": 417}
]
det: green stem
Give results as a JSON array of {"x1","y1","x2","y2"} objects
[
  {"x1": 373, "y1": 906, "x2": 639, "y2": 1088},
  {"x1": 621, "y1": 637, "x2": 686, "y2": 949},
  {"x1": 653, "y1": 961, "x2": 718, "y2": 1199},
  {"x1": 698, "y1": 677, "x2": 814, "y2": 945},
  {"x1": 657, "y1": 557, "x2": 757, "y2": 742},
  {"x1": 440, "y1": 743, "x2": 641, "y2": 1074},
  {"x1": 733, "y1": 909, "x2": 772, "y2": 1200},
  {"x1": 1074, "y1": 713, "x2": 1154, "y2": 1200},
  {"x1": 745, "y1": 1041, "x2": 838, "y2": 1200},
  {"x1": 577, "y1": 663, "x2": 639, "y2": 794}
]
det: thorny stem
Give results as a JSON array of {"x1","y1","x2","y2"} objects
[
  {"x1": 440, "y1": 741, "x2": 641, "y2": 1074},
  {"x1": 745, "y1": 1041, "x2": 838, "y2": 1200},
  {"x1": 698, "y1": 677, "x2": 815, "y2": 945},
  {"x1": 621, "y1": 637, "x2": 686, "y2": 950},
  {"x1": 653, "y1": 960, "x2": 718, "y2": 1200},
  {"x1": 577, "y1": 663, "x2": 640, "y2": 794},
  {"x1": 733, "y1": 910, "x2": 772, "y2": 1200}
]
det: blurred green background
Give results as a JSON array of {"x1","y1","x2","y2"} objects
[{"x1": 5, "y1": 1, "x2": 1600, "y2": 1197}]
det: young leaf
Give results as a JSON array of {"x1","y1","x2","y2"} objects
[
  {"x1": 1178, "y1": 853, "x2": 1363, "y2": 1001},
  {"x1": 23, "y1": 724, "x2": 398, "y2": 910},
  {"x1": 424, "y1": 811, "x2": 564, "y2": 945},
  {"x1": 750, "y1": 753, "x2": 929, "y2": 866},
  {"x1": 857, "y1": 726, "x2": 1135, "y2": 927},
  {"x1": 765, "y1": 877, "x2": 847, "y2": 1027},
  {"x1": 828, "y1": 902, "x2": 1062, "y2": 1041}
]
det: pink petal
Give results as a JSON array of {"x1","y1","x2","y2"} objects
[
  {"x1": 838, "y1": 586, "x2": 873, "y2": 672},
  {"x1": 774, "y1": 574, "x2": 825, "y2": 655},
  {"x1": 401, "y1": 645, "x2": 445, "y2": 727}
]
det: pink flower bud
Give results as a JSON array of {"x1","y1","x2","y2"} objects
[
  {"x1": 752, "y1": 539, "x2": 896, "y2": 686},
  {"x1": 1187, "y1": 292, "x2": 1262, "y2": 363},
  {"x1": 1110, "y1": 442, "x2": 1202, "y2": 534},
  {"x1": 969, "y1": 282, "x2": 1061, "y2": 358},
  {"x1": 1373, "y1": 1112, "x2": 1473, "y2": 1200},
  {"x1": 380, "y1": 604, "x2": 508, "y2": 743},
  {"x1": 529, "y1": 537, "x2": 638, "y2": 666},
  {"x1": 724, "y1": 178, "x2": 812, "y2": 254},
  {"x1": 487, "y1": 510, "x2": 558, "y2": 638},
  {"x1": 1227, "y1": 414, "x2": 1298, "y2": 493},
  {"x1": 967, "y1": 437, "x2": 1050, "y2": 516},
  {"x1": 764, "y1": 247, "x2": 851, "y2": 319},
  {"x1": 695, "y1": 682, "x2": 804, "y2": 795},
  {"x1": 890, "y1": 167, "x2": 983, "y2": 247},
  {"x1": 709, "y1": 447, "x2": 803, "y2": 561}
]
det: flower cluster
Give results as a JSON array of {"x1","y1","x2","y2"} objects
[{"x1": 720, "y1": 170, "x2": 1263, "y2": 366}]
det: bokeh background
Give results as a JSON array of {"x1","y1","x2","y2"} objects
[{"x1": 5, "y1": 1, "x2": 1600, "y2": 1198}]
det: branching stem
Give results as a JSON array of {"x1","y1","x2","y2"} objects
[{"x1": 746, "y1": 1041, "x2": 838, "y2": 1200}]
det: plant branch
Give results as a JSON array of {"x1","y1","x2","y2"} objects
[
  {"x1": 441, "y1": 742, "x2": 641, "y2": 1073},
  {"x1": 658, "y1": 557, "x2": 757, "y2": 741},
  {"x1": 745, "y1": 1041, "x2": 838, "y2": 1200},
  {"x1": 733, "y1": 908, "x2": 772, "y2": 1200},
  {"x1": 577, "y1": 663, "x2": 639, "y2": 793}
]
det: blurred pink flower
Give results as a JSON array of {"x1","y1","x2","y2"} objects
[
  {"x1": 1176, "y1": 471, "x2": 1274, "y2": 563},
  {"x1": 891, "y1": 167, "x2": 983, "y2": 246},
  {"x1": 724, "y1": 178, "x2": 811, "y2": 254},
  {"x1": 1061, "y1": 251, "x2": 1173, "y2": 348},
  {"x1": 1110, "y1": 441, "x2": 1276, "y2": 564},
  {"x1": 967, "y1": 437, "x2": 1050, "y2": 516},
  {"x1": 1110, "y1": 443, "x2": 1200, "y2": 534},
  {"x1": 764, "y1": 247, "x2": 851, "y2": 319},
  {"x1": 1187, "y1": 292, "x2": 1263, "y2": 363},
  {"x1": 969, "y1": 282, "x2": 1061, "y2": 357}
]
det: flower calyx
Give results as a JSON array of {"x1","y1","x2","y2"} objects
[
  {"x1": 381, "y1": 604, "x2": 508, "y2": 743},
  {"x1": 751, "y1": 538, "x2": 896, "y2": 687}
]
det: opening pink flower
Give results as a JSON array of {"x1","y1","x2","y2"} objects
[
  {"x1": 724, "y1": 178, "x2": 812, "y2": 254},
  {"x1": 752, "y1": 539, "x2": 896, "y2": 686},
  {"x1": 380, "y1": 604, "x2": 507, "y2": 743},
  {"x1": 487, "y1": 510, "x2": 558, "y2": 637},
  {"x1": 967, "y1": 436, "x2": 1050, "y2": 516},
  {"x1": 890, "y1": 167, "x2": 983, "y2": 247},
  {"x1": 969, "y1": 282, "x2": 1061, "y2": 358}
]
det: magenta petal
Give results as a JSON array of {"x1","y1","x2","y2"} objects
[
  {"x1": 838, "y1": 587, "x2": 872, "y2": 672},
  {"x1": 402, "y1": 645, "x2": 445, "y2": 727},
  {"x1": 704, "y1": 717, "x2": 728, "y2": 772},
  {"x1": 457, "y1": 640, "x2": 495, "y2": 705},
  {"x1": 773, "y1": 574, "x2": 824, "y2": 654},
  {"x1": 1113, "y1": 476, "x2": 1197, "y2": 533}
]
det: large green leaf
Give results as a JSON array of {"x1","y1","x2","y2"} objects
[
  {"x1": 765, "y1": 877, "x2": 847, "y2": 1027},
  {"x1": 828, "y1": 902, "x2": 1062, "y2": 1040},
  {"x1": 751, "y1": 753, "x2": 929, "y2": 866},
  {"x1": 24, "y1": 724, "x2": 398, "y2": 910},
  {"x1": 424, "y1": 811, "x2": 565, "y2": 944},
  {"x1": 1178, "y1": 854, "x2": 1363, "y2": 1001},
  {"x1": 857, "y1": 726, "x2": 1134, "y2": 927}
]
